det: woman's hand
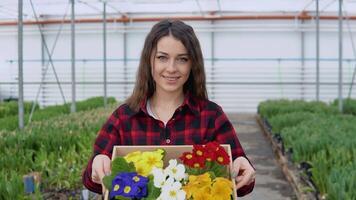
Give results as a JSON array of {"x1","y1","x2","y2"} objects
[
  {"x1": 233, "y1": 156, "x2": 256, "y2": 189},
  {"x1": 91, "y1": 154, "x2": 111, "y2": 184}
]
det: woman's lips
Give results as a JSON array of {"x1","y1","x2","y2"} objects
[{"x1": 162, "y1": 75, "x2": 180, "y2": 82}]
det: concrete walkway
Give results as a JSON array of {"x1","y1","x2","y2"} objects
[{"x1": 227, "y1": 113, "x2": 296, "y2": 200}]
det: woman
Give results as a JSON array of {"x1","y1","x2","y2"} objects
[{"x1": 83, "y1": 19, "x2": 255, "y2": 197}]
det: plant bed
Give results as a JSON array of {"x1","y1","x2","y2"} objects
[{"x1": 256, "y1": 115, "x2": 318, "y2": 200}]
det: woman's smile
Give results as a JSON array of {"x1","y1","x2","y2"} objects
[{"x1": 162, "y1": 75, "x2": 181, "y2": 83}]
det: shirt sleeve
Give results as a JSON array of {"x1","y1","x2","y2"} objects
[
  {"x1": 82, "y1": 109, "x2": 121, "y2": 194},
  {"x1": 213, "y1": 106, "x2": 255, "y2": 197}
]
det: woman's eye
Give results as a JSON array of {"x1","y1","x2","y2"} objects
[
  {"x1": 157, "y1": 56, "x2": 168, "y2": 62},
  {"x1": 177, "y1": 57, "x2": 188, "y2": 63}
]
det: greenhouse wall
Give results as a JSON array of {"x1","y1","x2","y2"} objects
[{"x1": 1, "y1": 19, "x2": 356, "y2": 112}]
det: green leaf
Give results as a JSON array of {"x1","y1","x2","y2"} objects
[
  {"x1": 208, "y1": 171, "x2": 216, "y2": 180},
  {"x1": 111, "y1": 157, "x2": 136, "y2": 175},
  {"x1": 142, "y1": 175, "x2": 161, "y2": 200},
  {"x1": 102, "y1": 174, "x2": 116, "y2": 191},
  {"x1": 210, "y1": 161, "x2": 229, "y2": 177},
  {"x1": 103, "y1": 157, "x2": 136, "y2": 191},
  {"x1": 115, "y1": 196, "x2": 130, "y2": 200},
  {"x1": 161, "y1": 149, "x2": 166, "y2": 160}
]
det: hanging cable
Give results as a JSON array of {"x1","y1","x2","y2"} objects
[
  {"x1": 195, "y1": 0, "x2": 204, "y2": 17},
  {"x1": 28, "y1": 0, "x2": 70, "y2": 123},
  {"x1": 321, "y1": 0, "x2": 337, "y2": 12},
  {"x1": 77, "y1": 0, "x2": 102, "y2": 13}
]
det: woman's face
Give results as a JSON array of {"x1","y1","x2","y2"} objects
[{"x1": 151, "y1": 35, "x2": 192, "y2": 95}]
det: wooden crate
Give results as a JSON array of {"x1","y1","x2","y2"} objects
[{"x1": 103, "y1": 144, "x2": 237, "y2": 200}]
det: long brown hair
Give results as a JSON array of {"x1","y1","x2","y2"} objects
[{"x1": 125, "y1": 19, "x2": 207, "y2": 111}]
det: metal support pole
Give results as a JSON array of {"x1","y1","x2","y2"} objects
[
  {"x1": 123, "y1": 22, "x2": 127, "y2": 99},
  {"x1": 18, "y1": 0, "x2": 24, "y2": 129},
  {"x1": 41, "y1": 24, "x2": 45, "y2": 107},
  {"x1": 211, "y1": 20, "x2": 215, "y2": 100},
  {"x1": 301, "y1": 19, "x2": 305, "y2": 100},
  {"x1": 316, "y1": 0, "x2": 320, "y2": 101},
  {"x1": 71, "y1": 0, "x2": 76, "y2": 113},
  {"x1": 103, "y1": 1, "x2": 107, "y2": 107},
  {"x1": 338, "y1": 0, "x2": 343, "y2": 112}
]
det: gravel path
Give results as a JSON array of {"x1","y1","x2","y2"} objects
[{"x1": 227, "y1": 113, "x2": 296, "y2": 200}]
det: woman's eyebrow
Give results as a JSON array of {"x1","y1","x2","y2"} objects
[
  {"x1": 157, "y1": 51, "x2": 168, "y2": 55},
  {"x1": 157, "y1": 51, "x2": 188, "y2": 57},
  {"x1": 177, "y1": 53, "x2": 189, "y2": 57}
]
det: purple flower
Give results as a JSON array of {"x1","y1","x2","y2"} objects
[{"x1": 110, "y1": 172, "x2": 149, "y2": 199}]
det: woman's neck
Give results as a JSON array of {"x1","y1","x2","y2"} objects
[{"x1": 151, "y1": 89, "x2": 184, "y2": 110}]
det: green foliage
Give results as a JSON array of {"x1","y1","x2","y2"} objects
[
  {"x1": 259, "y1": 99, "x2": 356, "y2": 199},
  {"x1": 0, "y1": 99, "x2": 118, "y2": 199},
  {"x1": 268, "y1": 112, "x2": 318, "y2": 134},
  {"x1": 331, "y1": 98, "x2": 356, "y2": 115},
  {"x1": 0, "y1": 101, "x2": 37, "y2": 119},
  {"x1": 142, "y1": 175, "x2": 161, "y2": 200},
  {"x1": 0, "y1": 96, "x2": 116, "y2": 131},
  {"x1": 185, "y1": 161, "x2": 229, "y2": 178},
  {"x1": 258, "y1": 99, "x2": 338, "y2": 119}
]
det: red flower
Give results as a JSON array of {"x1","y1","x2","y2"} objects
[
  {"x1": 204, "y1": 149, "x2": 216, "y2": 162},
  {"x1": 193, "y1": 144, "x2": 205, "y2": 158},
  {"x1": 179, "y1": 152, "x2": 195, "y2": 167},
  {"x1": 215, "y1": 147, "x2": 230, "y2": 165},
  {"x1": 191, "y1": 155, "x2": 206, "y2": 168},
  {"x1": 180, "y1": 151, "x2": 206, "y2": 168},
  {"x1": 180, "y1": 142, "x2": 230, "y2": 168},
  {"x1": 205, "y1": 141, "x2": 221, "y2": 152}
]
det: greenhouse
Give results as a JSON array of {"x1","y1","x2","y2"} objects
[{"x1": 0, "y1": 0, "x2": 356, "y2": 199}]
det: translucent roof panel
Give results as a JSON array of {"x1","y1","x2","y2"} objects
[{"x1": 1, "y1": 0, "x2": 356, "y2": 21}]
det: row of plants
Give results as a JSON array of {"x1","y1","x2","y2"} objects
[
  {"x1": 258, "y1": 99, "x2": 356, "y2": 200},
  {"x1": 0, "y1": 97, "x2": 118, "y2": 199},
  {"x1": 0, "y1": 97, "x2": 116, "y2": 131},
  {"x1": 0, "y1": 101, "x2": 37, "y2": 119}
]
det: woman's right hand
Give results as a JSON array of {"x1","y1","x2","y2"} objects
[{"x1": 91, "y1": 154, "x2": 111, "y2": 184}]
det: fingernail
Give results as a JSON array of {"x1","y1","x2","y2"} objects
[{"x1": 105, "y1": 172, "x2": 111, "y2": 176}]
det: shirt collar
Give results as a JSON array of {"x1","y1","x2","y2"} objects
[
  {"x1": 181, "y1": 92, "x2": 200, "y2": 116},
  {"x1": 129, "y1": 92, "x2": 200, "y2": 118}
]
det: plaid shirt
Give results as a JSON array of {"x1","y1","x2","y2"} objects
[{"x1": 82, "y1": 93, "x2": 255, "y2": 196}]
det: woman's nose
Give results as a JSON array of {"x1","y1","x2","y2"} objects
[{"x1": 166, "y1": 59, "x2": 177, "y2": 72}]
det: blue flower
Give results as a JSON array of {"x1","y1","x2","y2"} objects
[
  {"x1": 110, "y1": 172, "x2": 149, "y2": 199},
  {"x1": 110, "y1": 176, "x2": 124, "y2": 199}
]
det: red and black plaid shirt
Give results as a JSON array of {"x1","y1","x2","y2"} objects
[{"x1": 83, "y1": 93, "x2": 254, "y2": 196}]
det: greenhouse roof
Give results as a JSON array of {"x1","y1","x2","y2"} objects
[{"x1": 1, "y1": 0, "x2": 356, "y2": 21}]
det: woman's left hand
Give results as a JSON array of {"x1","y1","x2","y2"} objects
[{"x1": 232, "y1": 156, "x2": 256, "y2": 189}]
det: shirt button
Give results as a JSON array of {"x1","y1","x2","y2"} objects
[{"x1": 166, "y1": 139, "x2": 171, "y2": 144}]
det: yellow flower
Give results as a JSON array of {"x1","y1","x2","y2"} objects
[
  {"x1": 194, "y1": 189, "x2": 213, "y2": 200},
  {"x1": 135, "y1": 162, "x2": 152, "y2": 176},
  {"x1": 211, "y1": 178, "x2": 233, "y2": 200},
  {"x1": 124, "y1": 151, "x2": 142, "y2": 163},
  {"x1": 124, "y1": 149, "x2": 164, "y2": 176},
  {"x1": 182, "y1": 173, "x2": 212, "y2": 199},
  {"x1": 214, "y1": 177, "x2": 233, "y2": 187},
  {"x1": 136, "y1": 149, "x2": 164, "y2": 176}
]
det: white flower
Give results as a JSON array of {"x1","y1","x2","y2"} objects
[
  {"x1": 152, "y1": 167, "x2": 167, "y2": 188},
  {"x1": 164, "y1": 159, "x2": 186, "y2": 181},
  {"x1": 160, "y1": 181, "x2": 186, "y2": 200},
  {"x1": 162, "y1": 177, "x2": 174, "y2": 189}
]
